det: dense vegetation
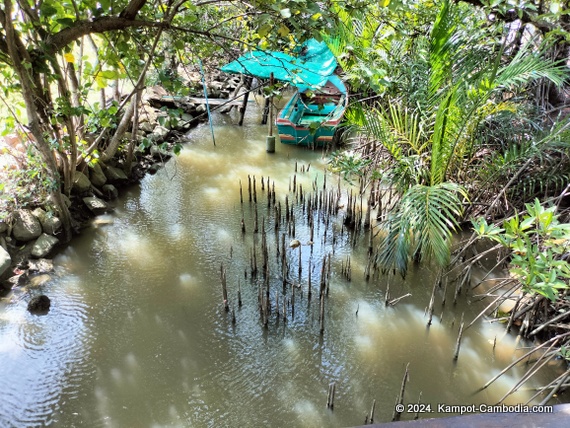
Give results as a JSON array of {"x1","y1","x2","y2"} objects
[{"x1": 325, "y1": 0, "x2": 570, "y2": 397}]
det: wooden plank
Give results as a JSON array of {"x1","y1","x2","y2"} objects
[{"x1": 159, "y1": 96, "x2": 250, "y2": 106}]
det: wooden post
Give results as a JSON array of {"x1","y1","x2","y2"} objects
[
  {"x1": 427, "y1": 280, "x2": 437, "y2": 326},
  {"x1": 319, "y1": 294, "x2": 325, "y2": 335},
  {"x1": 268, "y1": 73, "x2": 274, "y2": 136},
  {"x1": 248, "y1": 175, "x2": 252, "y2": 202},
  {"x1": 453, "y1": 313, "x2": 465, "y2": 361},
  {"x1": 414, "y1": 392, "x2": 422, "y2": 420},
  {"x1": 253, "y1": 176, "x2": 257, "y2": 203},
  {"x1": 369, "y1": 399, "x2": 376, "y2": 424},
  {"x1": 239, "y1": 179, "x2": 243, "y2": 204},
  {"x1": 238, "y1": 77, "x2": 251, "y2": 126},
  {"x1": 220, "y1": 263, "x2": 229, "y2": 312},
  {"x1": 261, "y1": 97, "x2": 270, "y2": 125},
  {"x1": 238, "y1": 280, "x2": 242, "y2": 307},
  {"x1": 393, "y1": 363, "x2": 410, "y2": 421},
  {"x1": 326, "y1": 382, "x2": 336, "y2": 409}
]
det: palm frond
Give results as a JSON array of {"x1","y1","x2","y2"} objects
[
  {"x1": 428, "y1": 0, "x2": 458, "y2": 99},
  {"x1": 495, "y1": 44, "x2": 567, "y2": 89},
  {"x1": 378, "y1": 182, "x2": 468, "y2": 276}
]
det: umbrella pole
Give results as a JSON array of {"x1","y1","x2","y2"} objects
[
  {"x1": 266, "y1": 73, "x2": 275, "y2": 153},
  {"x1": 198, "y1": 59, "x2": 216, "y2": 146},
  {"x1": 238, "y1": 77, "x2": 252, "y2": 126}
]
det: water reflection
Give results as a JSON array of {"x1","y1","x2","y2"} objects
[{"x1": 0, "y1": 106, "x2": 563, "y2": 427}]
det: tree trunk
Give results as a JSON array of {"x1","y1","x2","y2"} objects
[{"x1": 3, "y1": 0, "x2": 73, "y2": 242}]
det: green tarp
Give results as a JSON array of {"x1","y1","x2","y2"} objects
[{"x1": 220, "y1": 39, "x2": 337, "y2": 89}]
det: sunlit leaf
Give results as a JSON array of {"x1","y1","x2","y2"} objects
[{"x1": 258, "y1": 24, "x2": 271, "y2": 38}]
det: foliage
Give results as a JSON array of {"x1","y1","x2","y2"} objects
[
  {"x1": 379, "y1": 182, "x2": 468, "y2": 276},
  {"x1": 473, "y1": 199, "x2": 570, "y2": 301},
  {"x1": 326, "y1": 0, "x2": 567, "y2": 275},
  {"x1": 0, "y1": 150, "x2": 57, "y2": 213},
  {"x1": 329, "y1": 150, "x2": 372, "y2": 182}
]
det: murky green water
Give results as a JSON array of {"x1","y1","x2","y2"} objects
[{"x1": 0, "y1": 107, "x2": 563, "y2": 427}]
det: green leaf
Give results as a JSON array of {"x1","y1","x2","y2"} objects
[
  {"x1": 258, "y1": 24, "x2": 271, "y2": 38},
  {"x1": 56, "y1": 17, "x2": 75, "y2": 28},
  {"x1": 40, "y1": 4, "x2": 58, "y2": 17},
  {"x1": 520, "y1": 216, "x2": 535, "y2": 231},
  {"x1": 101, "y1": 70, "x2": 118, "y2": 79},
  {"x1": 278, "y1": 25, "x2": 290, "y2": 37}
]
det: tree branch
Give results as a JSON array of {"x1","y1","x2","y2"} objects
[
  {"x1": 119, "y1": 0, "x2": 148, "y2": 20},
  {"x1": 458, "y1": 0, "x2": 560, "y2": 34},
  {"x1": 45, "y1": 17, "x2": 163, "y2": 54}
]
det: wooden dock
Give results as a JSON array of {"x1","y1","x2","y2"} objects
[
  {"x1": 159, "y1": 95, "x2": 252, "y2": 106},
  {"x1": 155, "y1": 93, "x2": 256, "y2": 126},
  {"x1": 354, "y1": 403, "x2": 570, "y2": 427}
]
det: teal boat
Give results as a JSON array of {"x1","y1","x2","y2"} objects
[
  {"x1": 275, "y1": 75, "x2": 347, "y2": 146},
  {"x1": 221, "y1": 40, "x2": 347, "y2": 146}
]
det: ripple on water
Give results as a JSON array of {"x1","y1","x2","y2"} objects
[{"x1": 0, "y1": 280, "x2": 92, "y2": 427}]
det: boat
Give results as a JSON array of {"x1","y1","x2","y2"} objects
[
  {"x1": 276, "y1": 75, "x2": 347, "y2": 146},
  {"x1": 220, "y1": 39, "x2": 348, "y2": 146}
]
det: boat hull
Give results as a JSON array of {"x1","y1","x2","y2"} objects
[{"x1": 276, "y1": 76, "x2": 347, "y2": 147}]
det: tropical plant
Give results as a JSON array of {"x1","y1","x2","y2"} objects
[
  {"x1": 378, "y1": 182, "x2": 469, "y2": 277},
  {"x1": 473, "y1": 199, "x2": 570, "y2": 301},
  {"x1": 328, "y1": 0, "x2": 567, "y2": 275}
]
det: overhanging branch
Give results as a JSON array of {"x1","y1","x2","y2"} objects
[{"x1": 45, "y1": 17, "x2": 164, "y2": 54}]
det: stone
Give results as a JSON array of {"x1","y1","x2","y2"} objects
[
  {"x1": 104, "y1": 166, "x2": 128, "y2": 183},
  {"x1": 289, "y1": 239, "x2": 301, "y2": 248},
  {"x1": 89, "y1": 162, "x2": 108, "y2": 188},
  {"x1": 31, "y1": 208, "x2": 61, "y2": 236},
  {"x1": 148, "y1": 163, "x2": 162, "y2": 175},
  {"x1": 28, "y1": 258, "x2": 54, "y2": 274},
  {"x1": 28, "y1": 274, "x2": 51, "y2": 288},
  {"x1": 27, "y1": 295, "x2": 51, "y2": 314},
  {"x1": 41, "y1": 215, "x2": 62, "y2": 236},
  {"x1": 181, "y1": 113, "x2": 194, "y2": 123},
  {"x1": 48, "y1": 193, "x2": 71, "y2": 208},
  {"x1": 31, "y1": 233, "x2": 60, "y2": 258},
  {"x1": 150, "y1": 145, "x2": 170, "y2": 157},
  {"x1": 12, "y1": 210, "x2": 42, "y2": 242},
  {"x1": 0, "y1": 246, "x2": 11, "y2": 278},
  {"x1": 142, "y1": 85, "x2": 168, "y2": 103},
  {"x1": 72, "y1": 171, "x2": 91, "y2": 193},
  {"x1": 0, "y1": 220, "x2": 7, "y2": 234},
  {"x1": 102, "y1": 184, "x2": 119, "y2": 200},
  {"x1": 83, "y1": 196, "x2": 109, "y2": 215},
  {"x1": 6, "y1": 273, "x2": 27, "y2": 288},
  {"x1": 139, "y1": 121, "x2": 153, "y2": 134},
  {"x1": 31, "y1": 207, "x2": 46, "y2": 220},
  {"x1": 149, "y1": 125, "x2": 169, "y2": 142}
]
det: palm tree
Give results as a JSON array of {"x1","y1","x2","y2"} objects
[{"x1": 329, "y1": 0, "x2": 566, "y2": 276}]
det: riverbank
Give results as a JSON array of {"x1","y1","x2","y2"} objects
[{"x1": 0, "y1": 73, "x2": 242, "y2": 304}]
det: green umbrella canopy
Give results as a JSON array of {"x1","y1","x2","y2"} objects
[{"x1": 220, "y1": 39, "x2": 337, "y2": 89}]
